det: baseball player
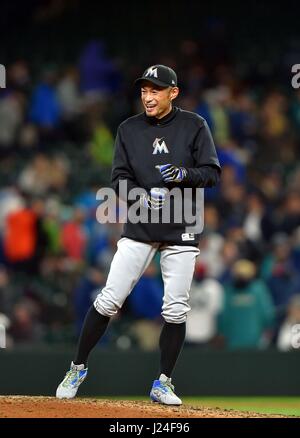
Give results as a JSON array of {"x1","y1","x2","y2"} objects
[{"x1": 56, "y1": 65, "x2": 221, "y2": 405}]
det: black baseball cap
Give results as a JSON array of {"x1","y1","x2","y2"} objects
[{"x1": 135, "y1": 64, "x2": 177, "y2": 88}]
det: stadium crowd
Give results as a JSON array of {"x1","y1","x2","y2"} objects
[{"x1": 0, "y1": 35, "x2": 300, "y2": 351}]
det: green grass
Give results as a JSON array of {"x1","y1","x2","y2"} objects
[{"x1": 182, "y1": 397, "x2": 300, "y2": 417}]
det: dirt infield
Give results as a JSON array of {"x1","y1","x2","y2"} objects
[{"x1": 0, "y1": 396, "x2": 286, "y2": 418}]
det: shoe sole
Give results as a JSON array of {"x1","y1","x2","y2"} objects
[{"x1": 150, "y1": 393, "x2": 182, "y2": 406}]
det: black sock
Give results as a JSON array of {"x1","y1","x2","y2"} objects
[
  {"x1": 74, "y1": 305, "x2": 110, "y2": 367},
  {"x1": 159, "y1": 322, "x2": 186, "y2": 378}
]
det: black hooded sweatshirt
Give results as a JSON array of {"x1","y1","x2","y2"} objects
[{"x1": 111, "y1": 106, "x2": 221, "y2": 246}]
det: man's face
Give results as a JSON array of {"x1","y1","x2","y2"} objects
[{"x1": 141, "y1": 81, "x2": 179, "y2": 119}]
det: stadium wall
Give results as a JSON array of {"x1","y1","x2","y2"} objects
[{"x1": 1, "y1": 348, "x2": 300, "y2": 396}]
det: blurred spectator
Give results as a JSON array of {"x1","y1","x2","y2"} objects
[
  {"x1": 43, "y1": 197, "x2": 62, "y2": 255},
  {"x1": 61, "y1": 207, "x2": 88, "y2": 262},
  {"x1": 56, "y1": 67, "x2": 81, "y2": 120},
  {"x1": 280, "y1": 191, "x2": 300, "y2": 235},
  {"x1": 75, "y1": 182, "x2": 100, "y2": 232},
  {"x1": 48, "y1": 155, "x2": 70, "y2": 193},
  {"x1": 204, "y1": 86, "x2": 231, "y2": 145},
  {"x1": 262, "y1": 190, "x2": 300, "y2": 241},
  {"x1": 219, "y1": 154, "x2": 246, "y2": 185},
  {"x1": 229, "y1": 91, "x2": 258, "y2": 149},
  {"x1": 18, "y1": 124, "x2": 39, "y2": 150},
  {"x1": 198, "y1": 204, "x2": 224, "y2": 277},
  {"x1": 129, "y1": 320, "x2": 162, "y2": 351},
  {"x1": 73, "y1": 267, "x2": 105, "y2": 335},
  {"x1": 90, "y1": 120, "x2": 114, "y2": 168},
  {"x1": 29, "y1": 67, "x2": 61, "y2": 130},
  {"x1": 18, "y1": 154, "x2": 69, "y2": 196},
  {"x1": 3, "y1": 197, "x2": 49, "y2": 274},
  {"x1": 227, "y1": 225, "x2": 263, "y2": 263},
  {"x1": 262, "y1": 233, "x2": 300, "y2": 332},
  {"x1": 3, "y1": 204, "x2": 37, "y2": 270},
  {"x1": 0, "y1": 91, "x2": 25, "y2": 151},
  {"x1": 217, "y1": 238, "x2": 240, "y2": 283},
  {"x1": 218, "y1": 182, "x2": 247, "y2": 230},
  {"x1": 243, "y1": 192, "x2": 266, "y2": 243},
  {"x1": 0, "y1": 188, "x2": 25, "y2": 233},
  {"x1": 128, "y1": 262, "x2": 163, "y2": 320},
  {"x1": 218, "y1": 260, "x2": 274, "y2": 349},
  {"x1": 9, "y1": 298, "x2": 43, "y2": 344},
  {"x1": 260, "y1": 168, "x2": 284, "y2": 207},
  {"x1": 7, "y1": 60, "x2": 31, "y2": 95},
  {"x1": 195, "y1": 96, "x2": 214, "y2": 131},
  {"x1": 260, "y1": 92, "x2": 290, "y2": 141},
  {"x1": 186, "y1": 263, "x2": 224, "y2": 346},
  {"x1": 19, "y1": 154, "x2": 51, "y2": 196},
  {"x1": 79, "y1": 40, "x2": 121, "y2": 97},
  {"x1": 90, "y1": 223, "x2": 122, "y2": 272}
]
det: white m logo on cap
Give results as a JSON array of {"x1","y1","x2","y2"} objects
[{"x1": 145, "y1": 66, "x2": 158, "y2": 78}]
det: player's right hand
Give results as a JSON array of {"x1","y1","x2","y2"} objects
[
  {"x1": 140, "y1": 187, "x2": 167, "y2": 210},
  {"x1": 156, "y1": 164, "x2": 187, "y2": 183}
]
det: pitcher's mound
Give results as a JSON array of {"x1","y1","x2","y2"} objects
[{"x1": 0, "y1": 396, "x2": 284, "y2": 418}]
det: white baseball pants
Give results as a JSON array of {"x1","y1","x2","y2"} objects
[{"x1": 94, "y1": 237, "x2": 200, "y2": 324}]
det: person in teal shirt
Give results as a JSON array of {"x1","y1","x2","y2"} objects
[{"x1": 218, "y1": 259, "x2": 275, "y2": 349}]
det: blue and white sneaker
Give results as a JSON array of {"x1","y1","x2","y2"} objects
[
  {"x1": 56, "y1": 362, "x2": 88, "y2": 399},
  {"x1": 150, "y1": 374, "x2": 182, "y2": 405}
]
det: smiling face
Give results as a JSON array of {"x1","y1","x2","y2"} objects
[{"x1": 141, "y1": 80, "x2": 179, "y2": 119}]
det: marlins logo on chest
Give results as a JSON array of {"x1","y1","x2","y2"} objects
[{"x1": 153, "y1": 137, "x2": 169, "y2": 154}]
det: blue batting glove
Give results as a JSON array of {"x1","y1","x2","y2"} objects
[{"x1": 156, "y1": 164, "x2": 188, "y2": 183}]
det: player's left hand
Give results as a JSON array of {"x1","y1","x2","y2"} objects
[{"x1": 156, "y1": 164, "x2": 188, "y2": 183}]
